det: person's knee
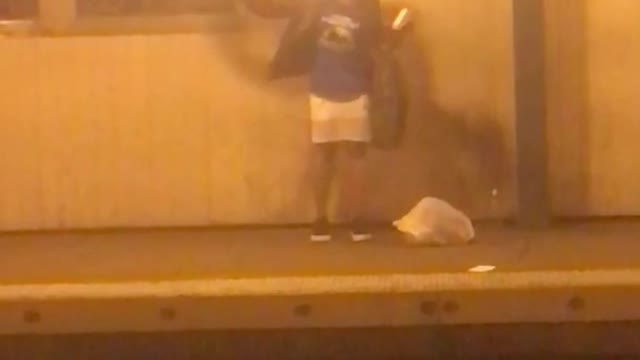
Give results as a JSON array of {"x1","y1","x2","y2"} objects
[{"x1": 314, "y1": 143, "x2": 338, "y2": 164}]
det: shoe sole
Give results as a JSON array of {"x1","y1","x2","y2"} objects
[
  {"x1": 351, "y1": 233, "x2": 372, "y2": 242},
  {"x1": 310, "y1": 234, "x2": 332, "y2": 242}
]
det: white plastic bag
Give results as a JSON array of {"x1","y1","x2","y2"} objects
[{"x1": 393, "y1": 197, "x2": 475, "y2": 246}]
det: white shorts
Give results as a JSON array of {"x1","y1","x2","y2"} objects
[{"x1": 309, "y1": 94, "x2": 371, "y2": 144}]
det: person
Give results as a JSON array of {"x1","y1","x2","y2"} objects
[{"x1": 269, "y1": 0, "x2": 386, "y2": 242}]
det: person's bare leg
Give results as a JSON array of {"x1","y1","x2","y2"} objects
[
  {"x1": 311, "y1": 143, "x2": 337, "y2": 241},
  {"x1": 340, "y1": 141, "x2": 371, "y2": 241}
]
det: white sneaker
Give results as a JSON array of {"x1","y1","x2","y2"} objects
[
  {"x1": 350, "y1": 221, "x2": 372, "y2": 242},
  {"x1": 310, "y1": 218, "x2": 332, "y2": 242}
]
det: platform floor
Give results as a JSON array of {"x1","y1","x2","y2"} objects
[
  {"x1": 2, "y1": 220, "x2": 640, "y2": 285},
  {"x1": 2, "y1": 221, "x2": 640, "y2": 337}
]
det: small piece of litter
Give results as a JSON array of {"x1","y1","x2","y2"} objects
[{"x1": 468, "y1": 265, "x2": 496, "y2": 273}]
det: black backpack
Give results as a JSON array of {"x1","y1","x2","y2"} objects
[{"x1": 368, "y1": 47, "x2": 408, "y2": 150}]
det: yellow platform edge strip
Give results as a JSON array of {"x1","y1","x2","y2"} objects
[{"x1": 2, "y1": 269, "x2": 640, "y2": 301}]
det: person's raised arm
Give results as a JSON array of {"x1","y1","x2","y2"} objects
[{"x1": 268, "y1": 0, "x2": 320, "y2": 80}]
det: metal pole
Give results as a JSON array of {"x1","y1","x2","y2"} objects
[{"x1": 512, "y1": 0, "x2": 550, "y2": 227}]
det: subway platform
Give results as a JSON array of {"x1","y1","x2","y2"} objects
[
  {"x1": 2, "y1": 220, "x2": 640, "y2": 332},
  {"x1": 1, "y1": 221, "x2": 640, "y2": 358}
]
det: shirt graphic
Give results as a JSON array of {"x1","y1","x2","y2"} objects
[{"x1": 318, "y1": 14, "x2": 360, "y2": 53}]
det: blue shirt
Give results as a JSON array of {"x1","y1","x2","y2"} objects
[{"x1": 310, "y1": 1, "x2": 371, "y2": 102}]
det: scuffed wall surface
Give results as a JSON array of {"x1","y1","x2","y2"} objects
[
  {"x1": 0, "y1": 0, "x2": 515, "y2": 230},
  {"x1": 546, "y1": 0, "x2": 640, "y2": 216}
]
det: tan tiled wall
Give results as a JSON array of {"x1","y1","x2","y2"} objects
[
  {"x1": 0, "y1": 0, "x2": 516, "y2": 230},
  {"x1": 545, "y1": 0, "x2": 640, "y2": 216}
]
